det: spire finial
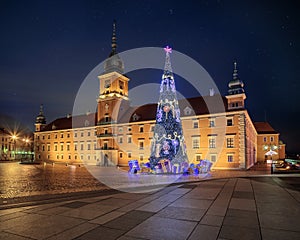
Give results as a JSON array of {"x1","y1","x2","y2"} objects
[
  {"x1": 39, "y1": 104, "x2": 44, "y2": 114},
  {"x1": 233, "y1": 60, "x2": 238, "y2": 80},
  {"x1": 110, "y1": 20, "x2": 117, "y2": 56}
]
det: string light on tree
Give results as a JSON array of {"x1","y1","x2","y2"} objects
[{"x1": 149, "y1": 46, "x2": 188, "y2": 170}]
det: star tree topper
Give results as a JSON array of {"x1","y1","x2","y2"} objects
[{"x1": 164, "y1": 46, "x2": 172, "y2": 54}]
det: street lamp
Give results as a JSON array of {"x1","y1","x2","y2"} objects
[{"x1": 11, "y1": 135, "x2": 17, "y2": 160}]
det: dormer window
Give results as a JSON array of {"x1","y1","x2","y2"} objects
[
  {"x1": 132, "y1": 113, "x2": 140, "y2": 121},
  {"x1": 184, "y1": 106, "x2": 192, "y2": 116}
]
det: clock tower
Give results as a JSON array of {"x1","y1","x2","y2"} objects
[{"x1": 96, "y1": 20, "x2": 129, "y2": 166}]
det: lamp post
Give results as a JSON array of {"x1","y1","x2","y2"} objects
[
  {"x1": 12, "y1": 135, "x2": 17, "y2": 160},
  {"x1": 22, "y1": 138, "x2": 31, "y2": 162}
]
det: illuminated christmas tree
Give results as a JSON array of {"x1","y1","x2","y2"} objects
[{"x1": 149, "y1": 46, "x2": 188, "y2": 170}]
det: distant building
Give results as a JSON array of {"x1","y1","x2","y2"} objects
[
  {"x1": 34, "y1": 22, "x2": 286, "y2": 169},
  {"x1": 0, "y1": 127, "x2": 33, "y2": 161},
  {"x1": 0, "y1": 128, "x2": 12, "y2": 160},
  {"x1": 254, "y1": 122, "x2": 285, "y2": 161}
]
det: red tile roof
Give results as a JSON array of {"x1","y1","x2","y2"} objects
[
  {"x1": 40, "y1": 95, "x2": 235, "y2": 131},
  {"x1": 41, "y1": 113, "x2": 97, "y2": 132},
  {"x1": 253, "y1": 122, "x2": 277, "y2": 134}
]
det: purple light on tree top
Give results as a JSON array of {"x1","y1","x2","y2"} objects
[{"x1": 164, "y1": 46, "x2": 172, "y2": 54}]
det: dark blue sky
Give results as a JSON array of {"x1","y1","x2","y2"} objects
[{"x1": 0, "y1": 0, "x2": 299, "y2": 152}]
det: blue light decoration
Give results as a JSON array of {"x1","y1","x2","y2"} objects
[
  {"x1": 149, "y1": 46, "x2": 189, "y2": 172},
  {"x1": 128, "y1": 160, "x2": 140, "y2": 174}
]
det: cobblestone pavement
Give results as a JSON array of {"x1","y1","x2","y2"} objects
[
  {"x1": 0, "y1": 162, "x2": 108, "y2": 201},
  {"x1": 0, "y1": 162, "x2": 297, "y2": 207}
]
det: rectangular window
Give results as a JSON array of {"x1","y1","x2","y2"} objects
[
  {"x1": 263, "y1": 137, "x2": 267, "y2": 142},
  {"x1": 119, "y1": 127, "x2": 123, "y2": 133},
  {"x1": 119, "y1": 152, "x2": 123, "y2": 158},
  {"x1": 226, "y1": 138, "x2": 234, "y2": 148},
  {"x1": 68, "y1": 154, "x2": 71, "y2": 160},
  {"x1": 67, "y1": 133, "x2": 70, "y2": 138},
  {"x1": 211, "y1": 155, "x2": 217, "y2": 162},
  {"x1": 128, "y1": 152, "x2": 132, "y2": 158},
  {"x1": 60, "y1": 144, "x2": 63, "y2": 151},
  {"x1": 74, "y1": 143, "x2": 77, "y2": 151},
  {"x1": 81, "y1": 132, "x2": 84, "y2": 137},
  {"x1": 67, "y1": 143, "x2": 70, "y2": 151},
  {"x1": 127, "y1": 136, "x2": 132, "y2": 143},
  {"x1": 270, "y1": 136, "x2": 274, "y2": 142},
  {"x1": 54, "y1": 144, "x2": 57, "y2": 151},
  {"x1": 195, "y1": 154, "x2": 201, "y2": 162},
  {"x1": 55, "y1": 134, "x2": 57, "y2": 139},
  {"x1": 128, "y1": 127, "x2": 131, "y2": 132},
  {"x1": 61, "y1": 154, "x2": 63, "y2": 159},
  {"x1": 42, "y1": 135, "x2": 45, "y2": 140},
  {"x1": 140, "y1": 155, "x2": 144, "y2": 161},
  {"x1": 87, "y1": 143, "x2": 91, "y2": 150},
  {"x1": 151, "y1": 125, "x2": 155, "y2": 132},
  {"x1": 193, "y1": 121, "x2": 199, "y2": 128},
  {"x1": 48, "y1": 134, "x2": 50, "y2": 139},
  {"x1": 227, "y1": 119, "x2": 233, "y2": 126},
  {"x1": 209, "y1": 137, "x2": 216, "y2": 148},
  {"x1": 209, "y1": 119, "x2": 215, "y2": 127},
  {"x1": 119, "y1": 80, "x2": 124, "y2": 90},
  {"x1": 119, "y1": 137, "x2": 123, "y2": 144},
  {"x1": 192, "y1": 137, "x2": 200, "y2": 149},
  {"x1": 74, "y1": 132, "x2": 77, "y2": 138},
  {"x1": 47, "y1": 144, "x2": 50, "y2": 151},
  {"x1": 87, "y1": 132, "x2": 91, "y2": 137},
  {"x1": 61, "y1": 133, "x2": 63, "y2": 138},
  {"x1": 227, "y1": 155, "x2": 233, "y2": 162},
  {"x1": 42, "y1": 145, "x2": 45, "y2": 151},
  {"x1": 80, "y1": 143, "x2": 84, "y2": 151},
  {"x1": 139, "y1": 141, "x2": 144, "y2": 149},
  {"x1": 103, "y1": 142, "x2": 108, "y2": 150}
]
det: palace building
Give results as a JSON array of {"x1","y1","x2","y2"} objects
[{"x1": 34, "y1": 22, "x2": 285, "y2": 169}]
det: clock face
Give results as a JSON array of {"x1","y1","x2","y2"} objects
[{"x1": 104, "y1": 80, "x2": 111, "y2": 88}]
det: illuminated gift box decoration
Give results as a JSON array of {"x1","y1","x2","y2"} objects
[
  {"x1": 159, "y1": 159, "x2": 172, "y2": 173},
  {"x1": 128, "y1": 160, "x2": 140, "y2": 173}
]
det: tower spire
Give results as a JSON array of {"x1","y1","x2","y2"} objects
[
  {"x1": 233, "y1": 60, "x2": 238, "y2": 80},
  {"x1": 110, "y1": 20, "x2": 117, "y2": 57},
  {"x1": 104, "y1": 20, "x2": 124, "y2": 73},
  {"x1": 228, "y1": 59, "x2": 244, "y2": 95},
  {"x1": 39, "y1": 104, "x2": 44, "y2": 115}
]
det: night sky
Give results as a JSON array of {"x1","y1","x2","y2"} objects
[{"x1": 0, "y1": 0, "x2": 299, "y2": 152}]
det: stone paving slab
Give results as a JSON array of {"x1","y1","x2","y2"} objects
[{"x1": 0, "y1": 176, "x2": 300, "y2": 240}]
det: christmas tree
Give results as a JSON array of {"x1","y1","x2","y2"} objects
[{"x1": 149, "y1": 46, "x2": 188, "y2": 170}]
